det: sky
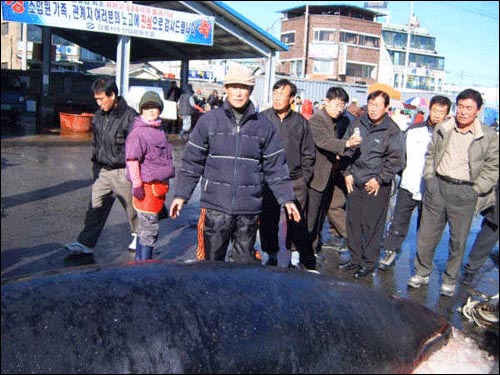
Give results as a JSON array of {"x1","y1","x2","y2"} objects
[{"x1": 221, "y1": 1, "x2": 499, "y2": 88}]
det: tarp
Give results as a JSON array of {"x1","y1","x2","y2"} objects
[
  {"x1": 483, "y1": 107, "x2": 498, "y2": 126},
  {"x1": 368, "y1": 83, "x2": 401, "y2": 100}
]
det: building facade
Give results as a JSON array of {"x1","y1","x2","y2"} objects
[
  {"x1": 277, "y1": 4, "x2": 446, "y2": 92},
  {"x1": 382, "y1": 21, "x2": 445, "y2": 92},
  {"x1": 1, "y1": 20, "x2": 105, "y2": 72},
  {"x1": 278, "y1": 5, "x2": 382, "y2": 85}
]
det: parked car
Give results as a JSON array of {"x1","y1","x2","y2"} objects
[
  {"x1": 1, "y1": 70, "x2": 28, "y2": 125},
  {"x1": 125, "y1": 86, "x2": 177, "y2": 121}
]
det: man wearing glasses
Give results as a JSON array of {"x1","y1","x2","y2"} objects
[{"x1": 307, "y1": 87, "x2": 362, "y2": 270}]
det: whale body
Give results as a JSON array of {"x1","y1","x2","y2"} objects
[{"x1": 1, "y1": 261, "x2": 450, "y2": 373}]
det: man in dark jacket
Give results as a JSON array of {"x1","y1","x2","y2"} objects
[
  {"x1": 339, "y1": 90, "x2": 405, "y2": 278},
  {"x1": 65, "y1": 77, "x2": 139, "y2": 255},
  {"x1": 307, "y1": 87, "x2": 361, "y2": 267},
  {"x1": 260, "y1": 79, "x2": 316, "y2": 270},
  {"x1": 177, "y1": 84, "x2": 195, "y2": 140},
  {"x1": 166, "y1": 80, "x2": 182, "y2": 102},
  {"x1": 170, "y1": 63, "x2": 300, "y2": 264}
]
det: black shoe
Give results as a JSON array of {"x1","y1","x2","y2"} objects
[
  {"x1": 378, "y1": 250, "x2": 397, "y2": 271},
  {"x1": 339, "y1": 261, "x2": 360, "y2": 271},
  {"x1": 266, "y1": 254, "x2": 278, "y2": 267},
  {"x1": 461, "y1": 270, "x2": 476, "y2": 285},
  {"x1": 355, "y1": 267, "x2": 374, "y2": 278}
]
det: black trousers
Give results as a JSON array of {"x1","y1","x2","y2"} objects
[
  {"x1": 259, "y1": 178, "x2": 315, "y2": 269},
  {"x1": 307, "y1": 175, "x2": 335, "y2": 253},
  {"x1": 327, "y1": 170, "x2": 348, "y2": 239},
  {"x1": 202, "y1": 209, "x2": 260, "y2": 264},
  {"x1": 383, "y1": 188, "x2": 422, "y2": 252},
  {"x1": 346, "y1": 183, "x2": 391, "y2": 269}
]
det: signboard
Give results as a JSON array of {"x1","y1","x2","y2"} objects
[
  {"x1": 337, "y1": 44, "x2": 347, "y2": 75},
  {"x1": 189, "y1": 69, "x2": 214, "y2": 81},
  {"x1": 309, "y1": 43, "x2": 338, "y2": 59},
  {"x1": 1, "y1": 1, "x2": 214, "y2": 46}
]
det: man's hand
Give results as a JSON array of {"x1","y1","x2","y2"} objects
[
  {"x1": 364, "y1": 177, "x2": 380, "y2": 196},
  {"x1": 169, "y1": 198, "x2": 185, "y2": 219},
  {"x1": 284, "y1": 202, "x2": 301, "y2": 222},
  {"x1": 345, "y1": 175, "x2": 354, "y2": 194},
  {"x1": 346, "y1": 134, "x2": 362, "y2": 148}
]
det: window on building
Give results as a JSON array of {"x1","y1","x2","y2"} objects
[
  {"x1": 80, "y1": 48, "x2": 105, "y2": 62},
  {"x1": 28, "y1": 24, "x2": 41, "y2": 42},
  {"x1": 312, "y1": 59, "x2": 334, "y2": 75},
  {"x1": 313, "y1": 29, "x2": 335, "y2": 43},
  {"x1": 290, "y1": 60, "x2": 303, "y2": 77},
  {"x1": 346, "y1": 63, "x2": 375, "y2": 79},
  {"x1": 1, "y1": 22, "x2": 9, "y2": 36},
  {"x1": 281, "y1": 32, "x2": 295, "y2": 45},
  {"x1": 340, "y1": 32, "x2": 357, "y2": 45},
  {"x1": 389, "y1": 51, "x2": 407, "y2": 66},
  {"x1": 406, "y1": 75, "x2": 437, "y2": 91},
  {"x1": 409, "y1": 54, "x2": 444, "y2": 70},
  {"x1": 359, "y1": 35, "x2": 379, "y2": 48},
  {"x1": 410, "y1": 34, "x2": 435, "y2": 50},
  {"x1": 394, "y1": 74, "x2": 400, "y2": 87},
  {"x1": 382, "y1": 30, "x2": 407, "y2": 48}
]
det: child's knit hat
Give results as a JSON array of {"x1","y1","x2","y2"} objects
[{"x1": 139, "y1": 91, "x2": 164, "y2": 112}]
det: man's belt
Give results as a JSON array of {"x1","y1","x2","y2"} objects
[{"x1": 436, "y1": 173, "x2": 473, "y2": 186}]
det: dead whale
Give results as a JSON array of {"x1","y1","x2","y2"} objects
[{"x1": 1, "y1": 261, "x2": 450, "y2": 374}]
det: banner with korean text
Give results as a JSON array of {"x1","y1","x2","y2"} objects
[{"x1": 1, "y1": 1, "x2": 214, "y2": 46}]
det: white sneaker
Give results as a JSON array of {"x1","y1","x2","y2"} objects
[
  {"x1": 407, "y1": 274, "x2": 430, "y2": 288},
  {"x1": 64, "y1": 241, "x2": 93, "y2": 255},
  {"x1": 440, "y1": 283, "x2": 456, "y2": 297},
  {"x1": 305, "y1": 268, "x2": 320, "y2": 275},
  {"x1": 128, "y1": 233, "x2": 138, "y2": 251},
  {"x1": 290, "y1": 250, "x2": 300, "y2": 266}
]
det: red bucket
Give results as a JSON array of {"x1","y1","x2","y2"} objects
[{"x1": 59, "y1": 112, "x2": 94, "y2": 132}]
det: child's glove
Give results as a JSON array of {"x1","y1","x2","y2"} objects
[{"x1": 133, "y1": 185, "x2": 145, "y2": 200}]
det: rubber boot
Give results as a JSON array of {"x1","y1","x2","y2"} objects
[{"x1": 135, "y1": 242, "x2": 153, "y2": 261}]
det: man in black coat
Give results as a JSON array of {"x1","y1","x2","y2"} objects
[
  {"x1": 340, "y1": 90, "x2": 405, "y2": 278},
  {"x1": 260, "y1": 79, "x2": 316, "y2": 270}
]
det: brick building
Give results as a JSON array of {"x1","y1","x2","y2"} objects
[{"x1": 278, "y1": 5, "x2": 382, "y2": 85}]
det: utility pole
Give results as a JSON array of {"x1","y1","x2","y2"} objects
[
  {"x1": 302, "y1": 4, "x2": 309, "y2": 78},
  {"x1": 21, "y1": 23, "x2": 28, "y2": 70},
  {"x1": 402, "y1": 1, "x2": 414, "y2": 90}
]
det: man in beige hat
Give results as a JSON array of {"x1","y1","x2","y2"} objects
[{"x1": 170, "y1": 62, "x2": 301, "y2": 265}]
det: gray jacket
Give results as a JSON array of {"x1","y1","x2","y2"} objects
[
  {"x1": 424, "y1": 117, "x2": 499, "y2": 212},
  {"x1": 178, "y1": 92, "x2": 195, "y2": 116}
]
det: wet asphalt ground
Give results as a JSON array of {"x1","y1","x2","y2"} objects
[{"x1": 1, "y1": 122, "x2": 498, "y2": 363}]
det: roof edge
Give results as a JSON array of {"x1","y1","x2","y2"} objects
[{"x1": 213, "y1": 1, "x2": 288, "y2": 52}]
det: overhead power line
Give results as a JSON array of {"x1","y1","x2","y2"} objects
[{"x1": 447, "y1": 2, "x2": 499, "y2": 20}]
